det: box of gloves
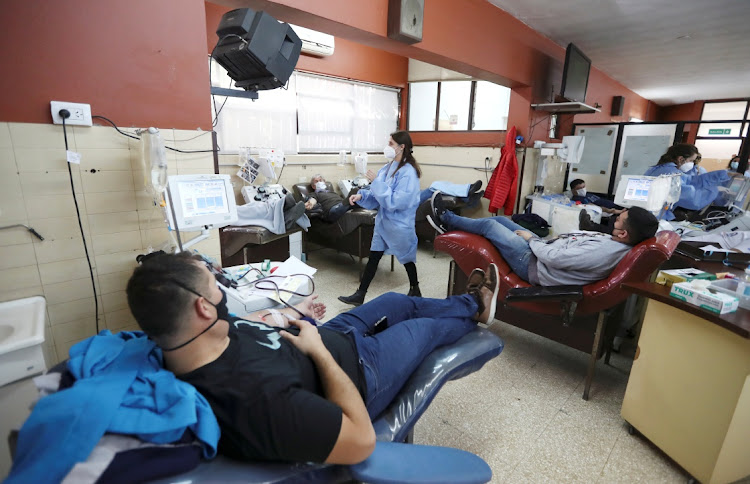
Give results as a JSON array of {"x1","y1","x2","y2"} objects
[
  {"x1": 656, "y1": 268, "x2": 716, "y2": 288},
  {"x1": 669, "y1": 281, "x2": 739, "y2": 314}
]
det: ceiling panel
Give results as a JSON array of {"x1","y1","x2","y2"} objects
[{"x1": 487, "y1": 0, "x2": 750, "y2": 105}]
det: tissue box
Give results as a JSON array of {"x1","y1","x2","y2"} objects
[
  {"x1": 656, "y1": 268, "x2": 716, "y2": 287},
  {"x1": 669, "y1": 281, "x2": 739, "y2": 314}
]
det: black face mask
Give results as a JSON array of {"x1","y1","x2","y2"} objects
[
  {"x1": 161, "y1": 283, "x2": 230, "y2": 352},
  {"x1": 214, "y1": 288, "x2": 230, "y2": 322}
]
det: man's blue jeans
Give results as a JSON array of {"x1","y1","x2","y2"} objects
[
  {"x1": 442, "y1": 212, "x2": 532, "y2": 282},
  {"x1": 323, "y1": 292, "x2": 478, "y2": 418},
  {"x1": 324, "y1": 201, "x2": 353, "y2": 222}
]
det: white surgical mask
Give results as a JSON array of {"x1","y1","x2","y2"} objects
[
  {"x1": 679, "y1": 162, "x2": 695, "y2": 173},
  {"x1": 383, "y1": 146, "x2": 396, "y2": 161},
  {"x1": 576, "y1": 188, "x2": 587, "y2": 196},
  {"x1": 731, "y1": 162, "x2": 739, "y2": 170},
  {"x1": 314, "y1": 181, "x2": 327, "y2": 192}
]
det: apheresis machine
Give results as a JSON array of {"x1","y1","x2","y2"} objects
[
  {"x1": 613, "y1": 173, "x2": 750, "y2": 238},
  {"x1": 139, "y1": 130, "x2": 313, "y2": 318}
]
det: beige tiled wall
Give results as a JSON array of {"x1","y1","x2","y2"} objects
[
  {"x1": 217, "y1": 146, "x2": 499, "y2": 217},
  {"x1": 0, "y1": 123, "x2": 220, "y2": 366}
]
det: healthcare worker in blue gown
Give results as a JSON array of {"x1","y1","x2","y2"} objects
[
  {"x1": 339, "y1": 131, "x2": 422, "y2": 306},
  {"x1": 644, "y1": 143, "x2": 731, "y2": 221}
]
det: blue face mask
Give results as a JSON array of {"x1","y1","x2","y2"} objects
[{"x1": 731, "y1": 162, "x2": 739, "y2": 170}]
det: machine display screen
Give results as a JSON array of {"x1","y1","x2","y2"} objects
[
  {"x1": 178, "y1": 180, "x2": 230, "y2": 218},
  {"x1": 728, "y1": 177, "x2": 746, "y2": 200},
  {"x1": 623, "y1": 178, "x2": 652, "y2": 202}
]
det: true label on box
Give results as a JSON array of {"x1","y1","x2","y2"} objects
[{"x1": 669, "y1": 281, "x2": 739, "y2": 314}]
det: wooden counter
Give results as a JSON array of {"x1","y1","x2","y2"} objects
[
  {"x1": 623, "y1": 282, "x2": 750, "y2": 339},
  {"x1": 621, "y1": 282, "x2": 750, "y2": 484}
]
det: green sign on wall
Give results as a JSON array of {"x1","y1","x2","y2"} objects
[{"x1": 708, "y1": 128, "x2": 732, "y2": 135}]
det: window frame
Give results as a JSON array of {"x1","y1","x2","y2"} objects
[
  {"x1": 210, "y1": 57, "x2": 402, "y2": 155},
  {"x1": 407, "y1": 79, "x2": 510, "y2": 132}
]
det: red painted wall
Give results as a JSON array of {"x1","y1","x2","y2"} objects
[
  {"x1": 205, "y1": 3, "x2": 408, "y2": 88},
  {"x1": 0, "y1": 0, "x2": 213, "y2": 130},
  {"x1": 659, "y1": 101, "x2": 704, "y2": 143},
  {"x1": 213, "y1": 0, "x2": 656, "y2": 146}
]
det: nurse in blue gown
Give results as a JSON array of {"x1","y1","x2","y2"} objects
[
  {"x1": 644, "y1": 143, "x2": 730, "y2": 220},
  {"x1": 339, "y1": 131, "x2": 422, "y2": 306}
]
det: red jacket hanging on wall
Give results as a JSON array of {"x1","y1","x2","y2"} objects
[{"x1": 484, "y1": 126, "x2": 519, "y2": 215}]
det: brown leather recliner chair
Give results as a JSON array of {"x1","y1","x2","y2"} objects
[
  {"x1": 293, "y1": 182, "x2": 385, "y2": 274},
  {"x1": 435, "y1": 230, "x2": 680, "y2": 400}
]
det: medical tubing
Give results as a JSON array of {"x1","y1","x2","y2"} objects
[
  {"x1": 165, "y1": 184, "x2": 184, "y2": 252},
  {"x1": 61, "y1": 113, "x2": 100, "y2": 333},
  {"x1": 250, "y1": 274, "x2": 316, "y2": 319}
]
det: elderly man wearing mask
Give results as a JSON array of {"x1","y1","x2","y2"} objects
[{"x1": 303, "y1": 174, "x2": 355, "y2": 223}]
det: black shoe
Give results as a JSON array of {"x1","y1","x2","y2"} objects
[
  {"x1": 468, "y1": 180, "x2": 483, "y2": 195},
  {"x1": 407, "y1": 285, "x2": 421, "y2": 297},
  {"x1": 338, "y1": 290, "x2": 366, "y2": 306},
  {"x1": 578, "y1": 209, "x2": 594, "y2": 231},
  {"x1": 284, "y1": 201, "x2": 306, "y2": 230},
  {"x1": 427, "y1": 215, "x2": 447, "y2": 235},
  {"x1": 428, "y1": 192, "x2": 448, "y2": 234},
  {"x1": 466, "y1": 190, "x2": 484, "y2": 208}
]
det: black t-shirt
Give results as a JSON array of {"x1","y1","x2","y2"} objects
[{"x1": 179, "y1": 319, "x2": 364, "y2": 463}]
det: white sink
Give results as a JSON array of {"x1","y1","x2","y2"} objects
[
  {"x1": 0, "y1": 324, "x2": 14, "y2": 343},
  {"x1": 0, "y1": 296, "x2": 47, "y2": 387}
]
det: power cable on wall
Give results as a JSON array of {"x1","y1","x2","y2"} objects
[
  {"x1": 91, "y1": 115, "x2": 217, "y2": 153},
  {"x1": 59, "y1": 110, "x2": 100, "y2": 334}
]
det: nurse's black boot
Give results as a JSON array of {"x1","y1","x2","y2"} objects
[
  {"x1": 339, "y1": 290, "x2": 366, "y2": 306},
  {"x1": 407, "y1": 285, "x2": 421, "y2": 297}
]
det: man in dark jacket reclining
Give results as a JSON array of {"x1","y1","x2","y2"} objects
[{"x1": 304, "y1": 174, "x2": 356, "y2": 223}]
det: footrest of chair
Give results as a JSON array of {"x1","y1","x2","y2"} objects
[
  {"x1": 350, "y1": 442, "x2": 492, "y2": 484},
  {"x1": 505, "y1": 285, "x2": 583, "y2": 302}
]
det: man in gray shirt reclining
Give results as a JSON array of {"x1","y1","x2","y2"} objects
[{"x1": 427, "y1": 193, "x2": 659, "y2": 286}]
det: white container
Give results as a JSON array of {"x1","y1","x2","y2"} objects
[
  {"x1": 710, "y1": 278, "x2": 750, "y2": 310},
  {"x1": 0, "y1": 296, "x2": 47, "y2": 387},
  {"x1": 528, "y1": 195, "x2": 602, "y2": 237}
]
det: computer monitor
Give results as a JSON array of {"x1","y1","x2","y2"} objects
[
  {"x1": 560, "y1": 43, "x2": 592, "y2": 103},
  {"x1": 729, "y1": 176, "x2": 750, "y2": 211},
  {"x1": 614, "y1": 175, "x2": 677, "y2": 214},
  {"x1": 165, "y1": 174, "x2": 238, "y2": 231}
]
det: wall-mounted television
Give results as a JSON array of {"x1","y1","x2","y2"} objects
[{"x1": 560, "y1": 43, "x2": 591, "y2": 103}]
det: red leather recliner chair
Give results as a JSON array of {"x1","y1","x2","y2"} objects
[{"x1": 435, "y1": 230, "x2": 680, "y2": 400}]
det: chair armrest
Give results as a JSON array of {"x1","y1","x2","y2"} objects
[
  {"x1": 505, "y1": 286, "x2": 584, "y2": 327},
  {"x1": 505, "y1": 285, "x2": 583, "y2": 303}
]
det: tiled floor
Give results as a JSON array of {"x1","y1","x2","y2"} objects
[{"x1": 307, "y1": 243, "x2": 694, "y2": 483}]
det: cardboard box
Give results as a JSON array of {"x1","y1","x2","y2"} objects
[
  {"x1": 669, "y1": 282, "x2": 739, "y2": 314},
  {"x1": 656, "y1": 268, "x2": 716, "y2": 287}
]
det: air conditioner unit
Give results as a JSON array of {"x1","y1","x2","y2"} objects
[{"x1": 289, "y1": 24, "x2": 335, "y2": 57}]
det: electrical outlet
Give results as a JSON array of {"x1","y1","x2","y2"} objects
[{"x1": 50, "y1": 101, "x2": 93, "y2": 126}]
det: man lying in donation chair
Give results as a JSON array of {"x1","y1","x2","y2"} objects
[
  {"x1": 428, "y1": 193, "x2": 679, "y2": 400},
  {"x1": 293, "y1": 176, "x2": 384, "y2": 276},
  {"x1": 6, "y1": 252, "x2": 504, "y2": 484}
]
